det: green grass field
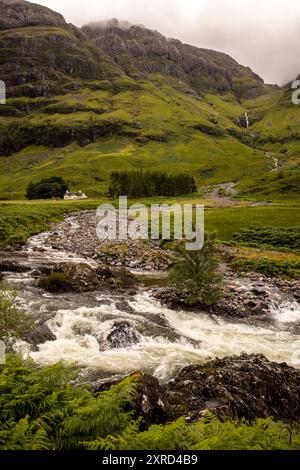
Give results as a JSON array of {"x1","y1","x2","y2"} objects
[{"x1": 1, "y1": 199, "x2": 299, "y2": 253}]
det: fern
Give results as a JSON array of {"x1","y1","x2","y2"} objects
[{"x1": 1, "y1": 355, "x2": 300, "y2": 450}]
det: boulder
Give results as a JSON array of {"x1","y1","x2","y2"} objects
[
  {"x1": 106, "y1": 321, "x2": 140, "y2": 349},
  {"x1": 134, "y1": 372, "x2": 170, "y2": 428},
  {"x1": 93, "y1": 371, "x2": 170, "y2": 428},
  {"x1": 25, "y1": 323, "x2": 56, "y2": 349},
  {"x1": 54, "y1": 262, "x2": 102, "y2": 292},
  {"x1": 95, "y1": 263, "x2": 137, "y2": 289}
]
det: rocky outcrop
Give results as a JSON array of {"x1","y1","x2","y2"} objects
[
  {"x1": 0, "y1": 121, "x2": 125, "y2": 156},
  {"x1": 91, "y1": 354, "x2": 300, "y2": 425},
  {"x1": 166, "y1": 354, "x2": 300, "y2": 422},
  {"x1": 152, "y1": 286, "x2": 269, "y2": 319},
  {"x1": 0, "y1": 0, "x2": 66, "y2": 30}
]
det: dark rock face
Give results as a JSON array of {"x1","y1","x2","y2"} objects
[
  {"x1": 0, "y1": 1, "x2": 122, "y2": 103},
  {"x1": 166, "y1": 354, "x2": 300, "y2": 422},
  {"x1": 134, "y1": 372, "x2": 170, "y2": 428},
  {"x1": 0, "y1": 0, "x2": 66, "y2": 30},
  {"x1": 0, "y1": 121, "x2": 124, "y2": 157},
  {"x1": 106, "y1": 321, "x2": 140, "y2": 349},
  {"x1": 83, "y1": 22, "x2": 265, "y2": 99},
  {"x1": 93, "y1": 371, "x2": 170, "y2": 428}
]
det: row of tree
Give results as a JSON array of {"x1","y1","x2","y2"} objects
[{"x1": 108, "y1": 170, "x2": 197, "y2": 198}]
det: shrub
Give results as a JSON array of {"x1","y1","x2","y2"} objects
[
  {"x1": 231, "y1": 259, "x2": 300, "y2": 280},
  {"x1": 168, "y1": 232, "x2": 223, "y2": 306},
  {"x1": 232, "y1": 227, "x2": 300, "y2": 252},
  {"x1": 38, "y1": 272, "x2": 72, "y2": 293},
  {"x1": 26, "y1": 177, "x2": 69, "y2": 200},
  {"x1": 0, "y1": 281, "x2": 34, "y2": 347}
]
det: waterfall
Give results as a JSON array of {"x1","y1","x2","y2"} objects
[{"x1": 244, "y1": 112, "x2": 249, "y2": 129}]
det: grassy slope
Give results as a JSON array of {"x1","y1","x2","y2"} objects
[
  {"x1": 0, "y1": 75, "x2": 273, "y2": 199},
  {"x1": 236, "y1": 89, "x2": 300, "y2": 200}
]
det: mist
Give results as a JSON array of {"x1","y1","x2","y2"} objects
[{"x1": 32, "y1": 0, "x2": 300, "y2": 85}]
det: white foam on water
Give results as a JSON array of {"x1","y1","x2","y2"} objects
[
  {"x1": 28, "y1": 291, "x2": 300, "y2": 380},
  {"x1": 271, "y1": 300, "x2": 300, "y2": 324}
]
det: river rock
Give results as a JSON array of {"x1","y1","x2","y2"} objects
[
  {"x1": 165, "y1": 353, "x2": 300, "y2": 422},
  {"x1": 134, "y1": 372, "x2": 170, "y2": 428},
  {"x1": 95, "y1": 263, "x2": 137, "y2": 289},
  {"x1": 106, "y1": 321, "x2": 140, "y2": 349},
  {"x1": 25, "y1": 323, "x2": 56, "y2": 349},
  {"x1": 92, "y1": 371, "x2": 170, "y2": 427}
]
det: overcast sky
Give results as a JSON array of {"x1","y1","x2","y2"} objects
[{"x1": 33, "y1": 0, "x2": 300, "y2": 85}]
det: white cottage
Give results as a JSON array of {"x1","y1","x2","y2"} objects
[{"x1": 64, "y1": 190, "x2": 88, "y2": 200}]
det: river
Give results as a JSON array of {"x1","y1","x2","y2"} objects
[{"x1": 4, "y1": 227, "x2": 300, "y2": 383}]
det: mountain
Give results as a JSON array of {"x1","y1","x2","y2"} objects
[
  {"x1": 0, "y1": 0, "x2": 299, "y2": 200},
  {"x1": 82, "y1": 20, "x2": 265, "y2": 100}
]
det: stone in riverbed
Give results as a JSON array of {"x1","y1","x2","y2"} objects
[
  {"x1": 0, "y1": 259, "x2": 31, "y2": 273},
  {"x1": 106, "y1": 321, "x2": 140, "y2": 349},
  {"x1": 24, "y1": 323, "x2": 56, "y2": 350}
]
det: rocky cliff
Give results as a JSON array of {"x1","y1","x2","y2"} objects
[
  {"x1": 82, "y1": 20, "x2": 266, "y2": 99},
  {"x1": 0, "y1": 0, "x2": 66, "y2": 30}
]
